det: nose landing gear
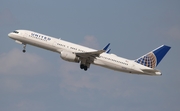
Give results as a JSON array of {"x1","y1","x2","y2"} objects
[{"x1": 22, "y1": 44, "x2": 26, "y2": 53}]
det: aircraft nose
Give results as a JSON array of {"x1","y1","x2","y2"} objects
[
  {"x1": 8, "y1": 33, "x2": 12, "y2": 38},
  {"x1": 8, "y1": 32, "x2": 15, "y2": 39}
]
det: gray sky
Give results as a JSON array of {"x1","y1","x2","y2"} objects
[{"x1": 0, "y1": 0, "x2": 180, "y2": 111}]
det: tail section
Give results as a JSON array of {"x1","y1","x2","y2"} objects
[{"x1": 135, "y1": 45, "x2": 171, "y2": 68}]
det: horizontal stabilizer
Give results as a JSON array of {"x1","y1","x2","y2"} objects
[
  {"x1": 141, "y1": 68, "x2": 160, "y2": 73},
  {"x1": 141, "y1": 68, "x2": 162, "y2": 75}
]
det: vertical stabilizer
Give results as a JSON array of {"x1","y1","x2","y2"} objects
[{"x1": 135, "y1": 45, "x2": 171, "y2": 68}]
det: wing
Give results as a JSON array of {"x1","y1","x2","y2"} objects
[{"x1": 76, "y1": 50, "x2": 105, "y2": 58}]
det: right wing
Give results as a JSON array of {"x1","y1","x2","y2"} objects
[
  {"x1": 76, "y1": 50, "x2": 105, "y2": 58},
  {"x1": 75, "y1": 43, "x2": 110, "y2": 58}
]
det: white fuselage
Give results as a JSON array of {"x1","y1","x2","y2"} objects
[{"x1": 8, "y1": 30, "x2": 160, "y2": 75}]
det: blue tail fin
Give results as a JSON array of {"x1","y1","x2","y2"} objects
[{"x1": 135, "y1": 45, "x2": 171, "y2": 68}]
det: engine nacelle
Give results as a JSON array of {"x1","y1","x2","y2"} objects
[{"x1": 60, "y1": 51, "x2": 80, "y2": 63}]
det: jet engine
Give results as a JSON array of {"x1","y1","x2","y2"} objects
[{"x1": 60, "y1": 51, "x2": 80, "y2": 63}]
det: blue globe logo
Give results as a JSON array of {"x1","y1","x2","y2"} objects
[{"x1": 135, "y1": 52, "x2": 157, "y2": 68}]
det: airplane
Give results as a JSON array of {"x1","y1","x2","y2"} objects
[{"x1": 8, "y1": 30, "x2": 171, "y2": 76}]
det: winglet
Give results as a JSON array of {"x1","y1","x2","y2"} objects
[
  {"x1": 106, "y1": 49, "x2": 111, "y2": 53},
  {"x1": 103, "y1": 43, "x2": 110, "y2": 51}
]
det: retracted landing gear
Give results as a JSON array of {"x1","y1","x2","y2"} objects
[{"x1": 22, "y1": 44, "x2": 26, "y2": 53}]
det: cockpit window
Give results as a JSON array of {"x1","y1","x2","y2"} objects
[{"x1": 13, "y1": 30, "x2": 19, "y2": 34}]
